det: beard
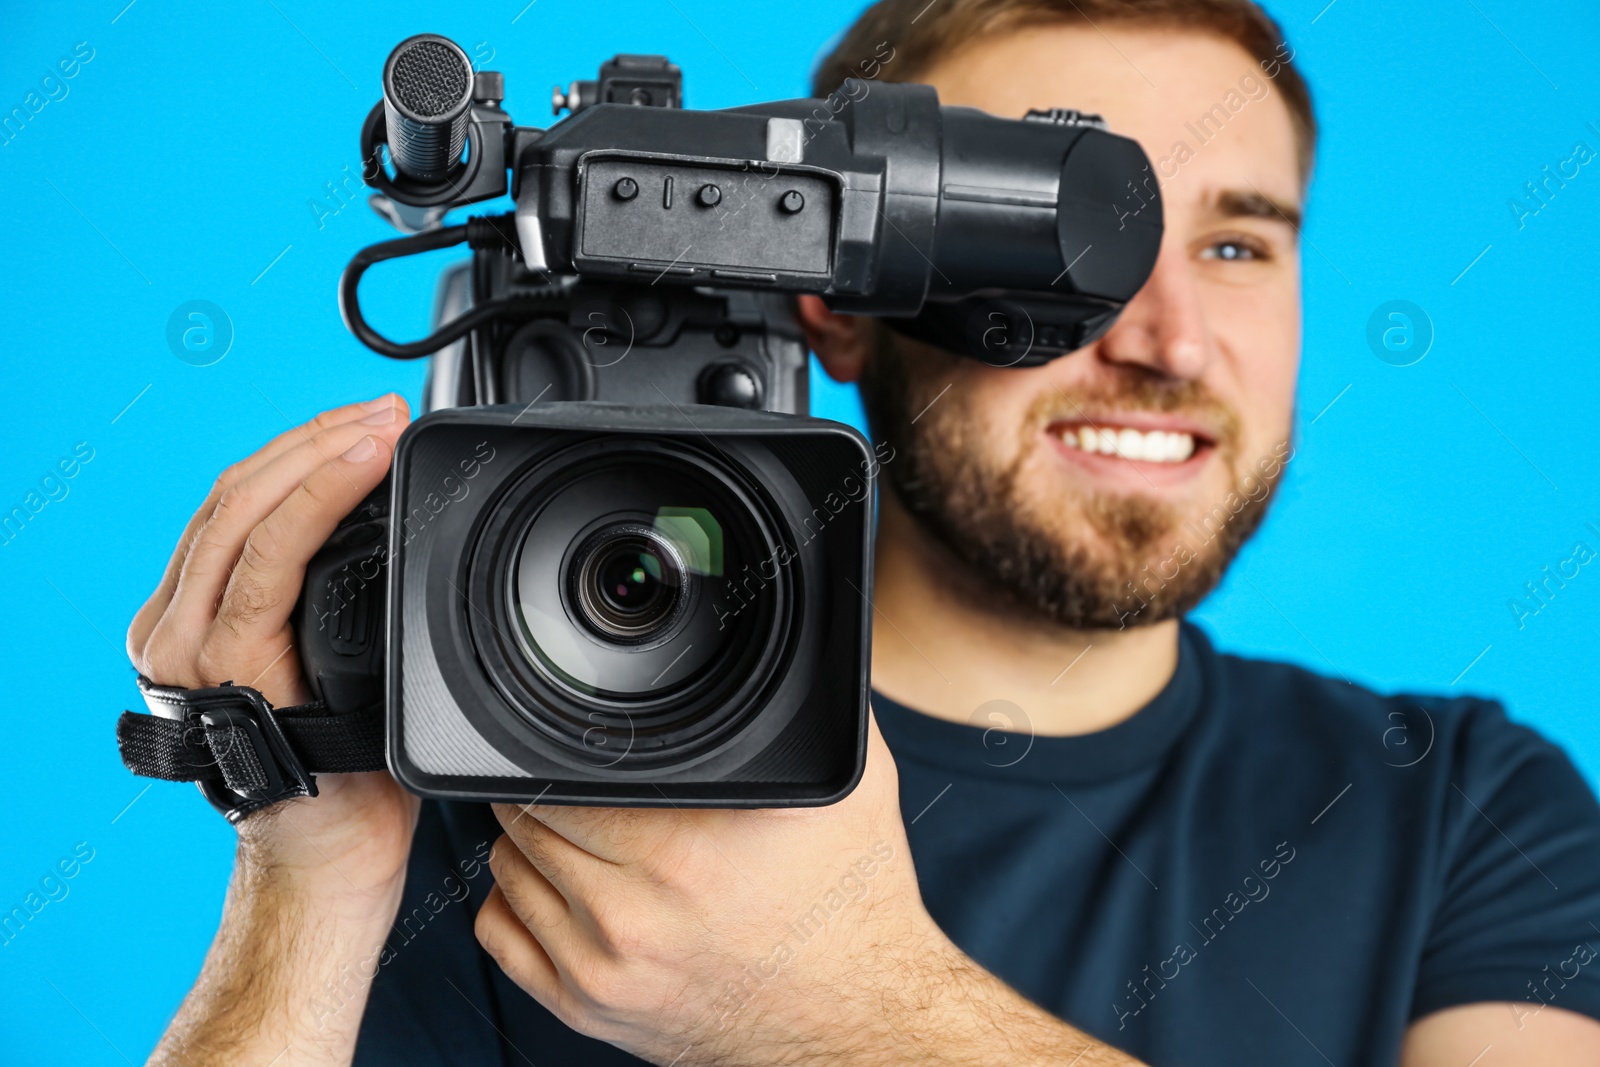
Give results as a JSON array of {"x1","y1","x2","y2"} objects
[{"x1": 859, "y1": 326, "x2": 1289, "y2": 630}]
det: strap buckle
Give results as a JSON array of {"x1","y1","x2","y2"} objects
[
  {"x1": 132, "y1": 677, "x2": 320, "y2": 823},
  {"x1": 196, "y1": 701, "x2": 319, "y2": 821}
]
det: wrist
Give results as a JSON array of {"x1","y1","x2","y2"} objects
[
  {"x1": 233, "y1": 847, "x2": 406, "y2": 946},
  {"x1": 765, "y1": 913, "x2": 977, "y2": 1067},
  {"x1": 811, "y1": 920, "x2": 1120, "y2": 1067},
  {"x1": 149, "y1": 849, "x2": 406, "y2": 1067},
  {"x1": 231, "y1": 772, "x2": 420, "y2": 897},
  {"x1": 234, "y1": 832, "x2": 408, "y2": 918}
]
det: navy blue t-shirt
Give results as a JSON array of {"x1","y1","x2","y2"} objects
[{"x1": 355, "y1": 623, "x2": 1600, "y2": 1065}]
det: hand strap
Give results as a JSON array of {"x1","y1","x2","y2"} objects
[{"x1": 116, "y1": 676, "x2": 385, "y2": 823}]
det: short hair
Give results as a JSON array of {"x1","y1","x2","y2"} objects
[{"x1": 811, "y1": 0, "x2": 1316, "y2": 182}]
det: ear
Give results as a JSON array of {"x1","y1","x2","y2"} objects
[{"x1": 795, "y1": 295, "x2": 874, "y2": 384}]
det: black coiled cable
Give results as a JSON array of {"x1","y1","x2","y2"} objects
[{"x1": 338, "y1": 213, "x2": 537, "y2": 360}]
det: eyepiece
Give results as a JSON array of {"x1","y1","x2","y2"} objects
[{"x1": 382, "y1": 34, "x2": 474, "y2": 182}]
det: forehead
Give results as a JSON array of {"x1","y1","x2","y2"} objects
[{"x1": 912, "y1": 23, "x2": 1302, "y2": 214}]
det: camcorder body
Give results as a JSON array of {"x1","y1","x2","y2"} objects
[{"x1": 289, "y1": 34, "x2": 1163, "y2": 808}]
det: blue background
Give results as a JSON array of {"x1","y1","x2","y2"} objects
[{"x1": 2, "y1": 0, "x2": 1597, "y2": 1060}]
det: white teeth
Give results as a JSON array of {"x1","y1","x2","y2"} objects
[
  {"x1": 1057, "y1": 424, "x2": 1197, "y2": 464},
  {"x1": 1117, "y1": 428, "x2": 1143, "y2": 460}
]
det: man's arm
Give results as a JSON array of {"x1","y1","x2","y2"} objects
[
  {"x1": 473, "y1": 714, "x2": 1146, "y2": 1066},
  {"x1": 128, "y1": 397, "x2": 418, "y2": 1066},
  {"x1": 150, "y1": 826, "x2": 405, "y2": 1066},
  {"x1": 1402, "y1": 1003, "x2": 1600, "y2": 1065}
]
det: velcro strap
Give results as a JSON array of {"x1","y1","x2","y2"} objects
[
  {"x1": 115, "y1": 712, "x2": 218, "y2": 781},
  {"x1": 276, "y1": 705, "x2": 387, "y2": 774},
  {"x1": 115, "y1": 705, "x2": 386, "y2": 790},
  {"x1": 115, "y1": 676, "x2": 385, "y2": 823},
  {"x1": 214, "y1": 716, "x2": 273, "y2": 792}
]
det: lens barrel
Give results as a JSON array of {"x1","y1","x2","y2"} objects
[
  {"x1": 464, "y1": 436, "x2": 792, "y2": 768},
  {"x1": 379, "y1": 404, "x2": 874, "y2": 805}
]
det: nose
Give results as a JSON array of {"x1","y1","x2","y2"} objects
[{"x1": 1092, "y1": 238, "x2": 1212, "y2": 380}]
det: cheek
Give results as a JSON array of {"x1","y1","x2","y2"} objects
[
  {"x1": 1211, "y1": 288, "x2": 1300, "y2": 451},
  {"x1": 930, "y1": 363, "x2": 1036, "y2": 463},
  {"x1": 1258, "y1": 327, "x2": 1300, "y2": 444}
]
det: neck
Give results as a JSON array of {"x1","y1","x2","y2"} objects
[{"x1": 867, "y1": 489, "x2": 1180, "y2": 736}]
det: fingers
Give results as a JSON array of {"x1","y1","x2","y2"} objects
[
  {"x1": 499, "y1": 800, "x2": 675, "y2": 867},
  {"x1": 128, "y1": 394, "x2": 405, "y2": 664},
  {"x1": 162, "y1": 398, "x2": 408, "y2": 654},
  {"x1": 197, "y1": 423, "x2": 402, "y2": 684},
  {"x1": 489, "y1": 830, "x2": 578, "y2": 929},
  {"x1": 138, "y1": 400, "x2": 408, "y2": 687},
  {"x1": 475, "y1": 884, "x2": 562, "y2": 1001},
  {"x1": 492, "y1": 804, "x2": 615, "y2": 903}
]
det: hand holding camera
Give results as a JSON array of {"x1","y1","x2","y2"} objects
[{"x1": 124, "y1": 396, "x2": 418, "y2": 892}]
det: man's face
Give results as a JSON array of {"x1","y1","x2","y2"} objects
[{"x1": 860, "y1": 24, "x2": 1303, "y2": 628}]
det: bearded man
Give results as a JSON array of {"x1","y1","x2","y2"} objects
[{"x1": 130, "y1": 1, "x2": 1600, "y2": 1064}]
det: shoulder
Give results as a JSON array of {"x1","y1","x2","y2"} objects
[
  {"x1": 1179, "y1": 626, "x2": 1600, "y2": 1023},
  {"x1": 1186, "y1": 621, "x2": 1566, "y2": 785}
]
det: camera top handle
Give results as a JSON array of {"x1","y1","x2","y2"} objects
[{"x1": 341, "y1": 35, "x2": 1163, "y2": 369}]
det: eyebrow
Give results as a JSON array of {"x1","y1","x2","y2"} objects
[{"x1": 1211, "y1": 189, "x2": 1303, "y2": 232}]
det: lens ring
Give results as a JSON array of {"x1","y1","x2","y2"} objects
[
  {"x1": 567, "y1": 522, "x2": 693, "y2": 644},
  {"x1": 462, "y1": 436, "x2": 800, "y2": 769}
]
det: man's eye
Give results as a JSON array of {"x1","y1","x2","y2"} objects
[{"x1": 1201, "y1": 238, "x2": 1267, "y2": 261}]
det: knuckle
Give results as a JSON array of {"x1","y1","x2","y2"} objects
[
  {"x1": 309, "y1": 407, "x2": 347, "y2": 433},
  {"x1": 143, "y1": 626, "x2": 200, "y2": 688},
  {"x1": 126, "y1": 606, "x2": 156, "y2": 666},
  {"x1": 127, "y1": 639, "x2": 155, "y2": 680},
  {"x1": 589, "y1": 902, "x2": 647, "y2": 958},
  {"x1": 222, "y1": 565, "x2": 279, "y2": 629},
  {"x1": 193, "y1": 633, "x2": 233, "y2": 687},
  {"x1": 473, "y1": 903, "x2": 502, "y2": 954},
  {"x1": 209, "y1": 481, "x2": 255, "y2": 530},
  {"x1": 173, "y1": 525, "x2": 200, "y2": 564},
  {"x1": 297, "y1": 469, "x2": 340, "y2": 516},
  {"x1": 487, "y1": 845, "x2": 512, "y2": 884},
  {"x1": 312, "y1": 419, "x2": 360, "y2": 452},
  {"x1": 518, "y1": 833, "x2": 566, "y2": 877},
  {"x1": 239, "y1": 521, "x2": 284, "y2": 575},
  {"x1": 210, "y1": 462, "x2": 245, "y2": 501},
  {"x1": 637, "y1": 835, "x2": 701, "y2": 891}
]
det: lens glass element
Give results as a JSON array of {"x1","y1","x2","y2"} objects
[
  {"x1": 571, "y1": 525, "x2": 686, "y2": 642},
  {"x1": 465, "y1": 438, "x2": 794, "y2": 767}
]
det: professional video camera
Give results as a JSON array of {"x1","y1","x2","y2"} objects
[{"x1": 117, "y1": 34, "x2": 1161, "y2": 817}]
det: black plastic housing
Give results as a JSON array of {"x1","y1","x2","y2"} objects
[
  {"x1": 382, "y1": 402, "x2": 878, "y2": 806},
  {"x1": 510, "y1": 84, "x2": 1161, "y2": 316}
]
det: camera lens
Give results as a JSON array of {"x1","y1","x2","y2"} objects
[
  {"x1": 464, "y1": 437, "x2": 798, "y2": 769},
  {"x1": 572, "y1": 525, "x2": 685, "y2": 642},
  {"x1": 594, "y1": 541, "x2": 667, "y2": 620}
]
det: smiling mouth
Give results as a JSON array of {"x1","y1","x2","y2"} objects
[{"x1": 1050, "y1": 421, "x2": 1213, "y2": 465}]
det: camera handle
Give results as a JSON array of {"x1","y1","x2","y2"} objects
[{"x1": 294, "y1": 481, "x2": 392, "y2": 714}]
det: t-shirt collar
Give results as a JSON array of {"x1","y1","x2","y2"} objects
[{"x1": 870, "y1": 622, "x2": 1208, "y2": 785}]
